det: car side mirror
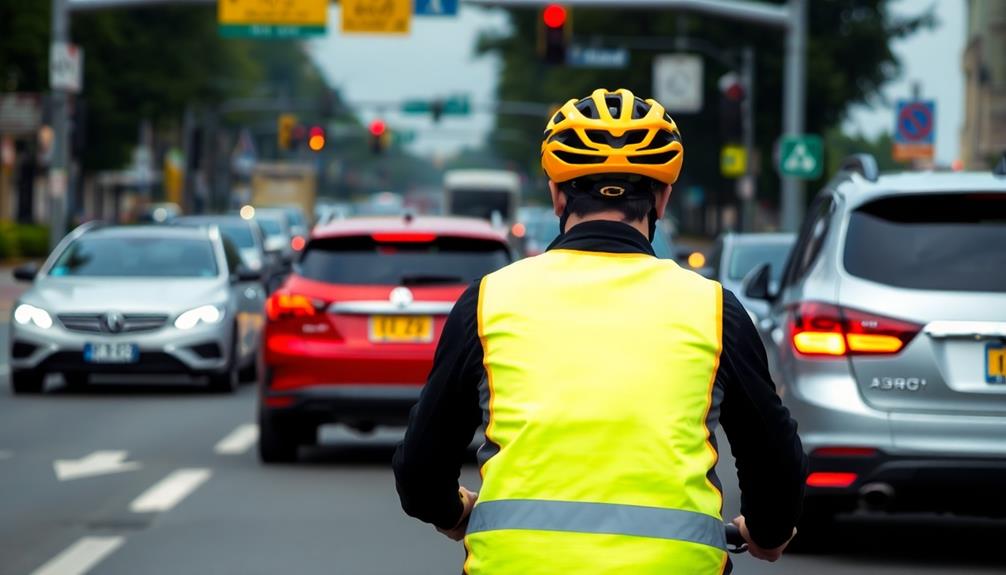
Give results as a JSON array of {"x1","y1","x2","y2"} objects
[
  {"x1": 743, "y1": 263, "x2": 775, "y2": 302},
  {"x1": 13, "y1": 263, "x2": 38, "y2": 282},
  {"x1": 232, "y1": 266, "x2": 262, "y2": 283}
]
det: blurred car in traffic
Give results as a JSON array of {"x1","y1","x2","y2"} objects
[
  {"x1": 137, "y1": 202, "x2": 182, "y2": 224},
  {"x1": 257, "y1": 215, "x2": 512, "y2": 462},
  {"x1": 252, "y1": 207, "x2": 298, "y2": 264},
  {"x1": 9, "y1": 223, "x2": 265, "y2": 394},
  {"x1": 173, "y1": 214, "x2": 278, "y2": 283},
  {"x1": 516, "y1": 208, "x2": 677, "y2": 260},
  {"x1": 701, "y1": 232, "x2": 795, "y2": 320},
  {"x1": 314, "y1": 201, "x2": 354, "y2": 227},
  {"x1": 744, "y1": 155, "x2": 1006, "y2": 535}
]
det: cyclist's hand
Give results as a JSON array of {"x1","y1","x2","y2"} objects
[
  {"x1": 437, "y1": 487, "x2": 479, "y2": 541},
  {"x1": 731, "y1": 515, "x2": 795, "y2": 562}
]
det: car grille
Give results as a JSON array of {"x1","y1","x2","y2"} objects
[{"x1": 58, "y1": 313, "x2": 169, "y2": 334}]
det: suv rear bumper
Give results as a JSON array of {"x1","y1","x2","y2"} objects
[
  {"x1": 260, "y1": 382, "x2": 422, "y2": 429},
  {"x1": 806, "y1": 452, "x2": 1006, "y2": 517}
]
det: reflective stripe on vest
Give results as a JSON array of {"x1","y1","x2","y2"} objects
[
  {"x1": 468, "y1": 248, "x2": 726, "y2": 574},
  {"x1": 467, "y1": 499, "x2": 727, "y2": 550}
]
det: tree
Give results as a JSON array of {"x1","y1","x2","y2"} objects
[{"x1": 476, "y1": 1, "x2": 934, "y2": 212}]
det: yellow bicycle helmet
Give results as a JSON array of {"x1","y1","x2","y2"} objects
[{"x1": 541, "y1": 88, "x2": 683, "y2": 185}]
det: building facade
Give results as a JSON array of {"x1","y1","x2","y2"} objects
[{"x1": 961, "y1": 0, "x2": 1006, "y2": 168}]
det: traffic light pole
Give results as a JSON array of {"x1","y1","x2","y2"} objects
[
  {"x1": 463, "y1": 0, "x2": 808, "y2": 232},
  {"x1": 49, "y1": 0, "x2": 71, "y2": 250}
]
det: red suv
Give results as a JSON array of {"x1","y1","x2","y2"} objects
[{"x1": 257, "y1": 216, "x2": 511, "y2": 462}]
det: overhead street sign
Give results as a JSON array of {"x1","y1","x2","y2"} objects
[
  {"x1": 720, "y1": 145, "x2": 747, "y2": 179},
  {"x1": 892, "y1": 99, "x2": 935, "y2": 162},
  {"x1": 653, "y1": 54, "x2": 703, "y2": 113},
  {"x1": 415, "y1": 0, "x2": 459, "y2": 16},
  {"x1": 778, "y1": 134, "x2": 823, "y2": 180},
  {"x1": 342, "y1": 0, "x2": 411, "y2": 34},
  {"x1": 0, "y1": 94, "x2": 42, "y2": 135},
  {"x1": 568, "y1": 46, "x2": 629, "y2": 69},
  {"x1": 218, "y1": 0, "x2": 328, "y2": 38},
  {"x1": 50, "y1": 43, "x2": 83, "y2": 93}
]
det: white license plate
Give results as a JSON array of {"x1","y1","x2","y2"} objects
[{"x1": 84, "y1": 342, "x2": 139, "y2": 364}]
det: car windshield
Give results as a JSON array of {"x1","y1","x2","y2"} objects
[
  {"x1": 179, "y1": 218, "x2": 255, "y2": 248},
  {"x1": 50, "y1": 236, "x2": 218, "y2": 278},
  {"x1": 285, "y1": 209, "x2": 307, "y2": 228},
  {"x1": 450, "y1": 190, "x2": 513, "y2": 222},
  {"x1": 844, "y1": 193, "x2": 1006, "y2": 292},
  {"x1": 728, "y1": 243, "x2": 791, "y2": 281},
  {"x1": 297, "y1": 235, "x2": 510, "y2": 285}
]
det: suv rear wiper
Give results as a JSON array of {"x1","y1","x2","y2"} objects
[{"x1": 399, "y1": 274, "x2": 465, "y2": 286}]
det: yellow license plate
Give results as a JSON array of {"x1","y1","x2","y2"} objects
[
  {"x1": 369, "y1": 315, "x2": 433, "y2": 343},
  {"x1": 988, "y1": 343, "x2": 1006, "y2": 384}
]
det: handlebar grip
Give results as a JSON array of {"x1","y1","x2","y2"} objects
[{"x1": 724, "y1": 523, "x2": 748, "y2": 553}]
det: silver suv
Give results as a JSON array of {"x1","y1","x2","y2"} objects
[{"x1": 744, "y1": 155, "x2": 1006, "y2": 533}]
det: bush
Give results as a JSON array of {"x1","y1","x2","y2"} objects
[{"x1": 0, "y1": 222, "x2": 52, "y2": 261}]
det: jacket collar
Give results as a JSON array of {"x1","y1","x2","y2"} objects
[{"x1": 546, "y1": 220, "x2": 655, "y2": 256}]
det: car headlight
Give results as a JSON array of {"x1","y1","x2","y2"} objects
[
  {"x1": 174, "y1": 305, "x2": 224, "y2": 330},
  {"x1": 13, "y1": 304, "x2": 53, "y2": 329}
]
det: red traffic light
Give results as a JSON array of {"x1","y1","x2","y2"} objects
[
  {"x1": 309, "y1": 125, "x2": 324, "y2": 138},
  {"x1": 369, "y1": 120, "x2": 387, "y2": 137},
  {"x1": 543, "y1": 4, "x2": 566, "y2": 29}
]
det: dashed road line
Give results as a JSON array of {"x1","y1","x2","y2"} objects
[
  {"x1": 214, "y1": 423, "x2": 258, "y2": 455},
  {"x1": 30, "y1": 536, "x2": 124, "y2": 575},
  {"x1": 129, "y1": 468, "x2": 211, "y2": 513}
]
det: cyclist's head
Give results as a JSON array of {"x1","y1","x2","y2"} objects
[{"x1": 541, "y1": 89, "x2": 683, "y2": 239}]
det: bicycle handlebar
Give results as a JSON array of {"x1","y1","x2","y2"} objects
[{"x1": 724, "y1": 523, "x2": 748, "y2": 554}]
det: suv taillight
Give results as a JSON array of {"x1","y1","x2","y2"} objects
[
  {"x1": 789, "y1": 302, "x2": 921, "y2": 357},
  {"x1": 266, "y1": 291, "x2": 326, "y2": 321}
]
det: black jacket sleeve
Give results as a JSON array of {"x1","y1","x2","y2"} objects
[
  {"x1": 392, "y1": 282, "x2": 484, "y2": 530},
  {"x1": 718, "y1": 289, "x2": 808, "y2": 549}
]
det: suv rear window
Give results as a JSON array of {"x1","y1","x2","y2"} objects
[
  {"x1": 297, "y1": 235, "x2": 510, "y2": 285},
  {"x1": 844, "y1": 193, "x2": 1006, "y2": 292}
]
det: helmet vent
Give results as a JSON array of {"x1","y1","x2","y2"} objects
[
  {"x1": 585, "y1": 129, "x2": 648, "y2": 148},
  {"x1": 628, "y1": 150, "x2": 679, "y2": 165},
  {"x1": 604, "y1": 95, "x2": 622, "y2": 117},
  {"x1": 548, "y1": 129, "x2": 590, "y2": 149},
  {"x1": 633, "y1": 101, "x2": 650, "y2": 119},
  {"x1": 639, "y1": 130, "x2": 679, "y2": 151},
  {"x1": 555, "y1": 151, "x2": 606, "y2": 165}
]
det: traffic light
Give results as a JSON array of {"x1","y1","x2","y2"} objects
[
  {"x1": 308, "y1": 125, "x2": 325, "y2": 152},
  {"x1": 718, "y1": 73, "x2": 744, "y2": 142},
  {"x1": 278, "y1": 114, "x2": 297, "y2": 151},
  {"x1": 369, "y1": 119, "x2": 387, "y2": 155},
  {"x1": 540, "y1": 4, "x2": 569, "y2": 65}
]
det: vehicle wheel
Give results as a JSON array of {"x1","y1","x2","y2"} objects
[
  {"x1": 238, "y1": 359, "x2": 258, "y2": 385},
  {"x1": 10, "y1": 370, "x2": 45, "y2": 394},
  {"x1": 258, "y1": 408, "x2": 301, "y2": 464},
  {"x1": 63, "y1": 373, "x2": 89, "y2": 391},
  {"x1": 208, "y1": 331, "x2": 239, "y2": 393}
]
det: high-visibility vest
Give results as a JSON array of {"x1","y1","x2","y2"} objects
[{"x1": 465, "y1": 248, "x2": 727, "y2": 574}]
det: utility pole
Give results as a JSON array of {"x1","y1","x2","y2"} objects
[
  {"x1": 463, "y1": 0, "x2": 809, "y2": 232},
  {"x1": 740, "y1": 45, "x2": 756, "y2": 232},
  {"x1": 49, "y1": 0, "x2": 71, "y2": 250}
]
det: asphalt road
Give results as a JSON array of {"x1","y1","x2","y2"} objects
[{"x1": 1, "y1": 295, "x2": 1004, "y2": 573}]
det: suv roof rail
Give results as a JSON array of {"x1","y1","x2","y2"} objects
[
  {"x1": 994, "y1": 152, "x2": 1006, "y2": 177},
  {"x1": 838, "y1": 153, "x2": 879, "y2": 182}
]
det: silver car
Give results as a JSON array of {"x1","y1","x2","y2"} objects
[
  {"x1": 744, "y1": 155, "x2": 1006, "y2": 535},
  {"x1": 702, "y1": 232, "x2": 795, "y2": 321},
  {"x1": 8, "y1": 224, "x2": 265, "y2": 394}
]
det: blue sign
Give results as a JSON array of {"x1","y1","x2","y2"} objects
[
  {"x1": 567, "y1": 46, "x2": 629, "y2": 69},
  {"x1": 415, "y1": 0, "x2": 458, "y2": 16},
  {"x1": 894, "y1": 100, "x2": 935, "y2": 145}
]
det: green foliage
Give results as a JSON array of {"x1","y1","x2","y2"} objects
[
  {"x1": 0, "y1": 222, "x2": 50, "y2": 260},
  {"x1": 825, "y1": 128, "x2": 906, "y2": 177},
  {"x1": 477, "y1": 1, "x2": 935, "y2": 202},
  {"x1": 0, "y1": 1, "x2": 50, "y2": 92}
]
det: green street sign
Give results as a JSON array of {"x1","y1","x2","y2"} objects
[
  {"x1": 778, "y1": 134, "x2": 824, "y2": 179},
  {"x1": 401, "y1": 100, "x2": 431, "y2": 114},
  {"x1": 393, "y1": 130, "x2": 417, "y2": 144},
  {"x1": 219, "y1": 24, "x2": 326, "y2": 39},
  {"x1": 442, "y1": 96, "x2": 470, "y2": 116}
]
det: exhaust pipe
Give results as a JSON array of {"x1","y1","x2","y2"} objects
[{"x1": 859, "y1": 482, "x2": 895, "y2": 511}]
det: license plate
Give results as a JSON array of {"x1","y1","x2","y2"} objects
[
  {"x1": 84, "y1": 342, "x2": 139, "y2": 364},
  {"x1": 369, "y1": 315, "x2": 433, "y2": 343},
  {"x1": 987, "y1": 343, "x2": 1006, "y2": 384}
]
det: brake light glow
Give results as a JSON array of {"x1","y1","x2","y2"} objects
[
  {"x1": 790, "y1": 302, "x2": 921, "y2": 358},
  {"x1": 812, "y1": 447, "x2": 878, "y2": 458},
  {"x1": 806, "y1": 472, "x2": 858, "y2": 488},
  {"x1": 266, "y1": 292, "x2": 319, "y2": 321},
  {"x1": 511, "y1": 223, "x2": 526, "y2": 238},
  {"x1": 291, "y1": 236, "x2": 306, "y2": 251},
  {"x1": 371, "y1": 233, "x2": 436, "y2": 243}
]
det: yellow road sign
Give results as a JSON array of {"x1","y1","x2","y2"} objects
[
  {"x1": 342, "y1": 0, "x2": 412, "y2": 34},
  {"x1": 720, "y1": 145, "x2": 747, "y2": 178},
  {"x1": 219, "y1": 0, "x2": 328, "y2": 26}
]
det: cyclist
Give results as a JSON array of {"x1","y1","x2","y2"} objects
[{"x1": 393, "y1": 88, "x2": 806, "y2": 573}]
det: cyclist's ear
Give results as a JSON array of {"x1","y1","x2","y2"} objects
[
  {"x1": 548, "y1": 180, "x2": 566, "y2": 218},
  {"x1": 653, "y1": 185, "x2": 672, "y2": 219}
]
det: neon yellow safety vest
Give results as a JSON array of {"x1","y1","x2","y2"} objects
[{"x1": 465, "y1": 248, "x2": 727, "y2": 574}]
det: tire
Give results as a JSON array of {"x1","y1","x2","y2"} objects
[
  {"x1": 10, "y1": 370, "x2": 45, "y2": 395},
  {"x1": 257, "y1": 408, "x2": 301, "y2": 464},
  {"x1": 238, "y1": 358, "x2": 258, "y2": 384},
  {"x1": 208, "y1": 331, "x2": 239, "y2": 393}
]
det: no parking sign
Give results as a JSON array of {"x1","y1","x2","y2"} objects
[{"x1": 892, "y1": 100, "x2": 935, "y2": 162}]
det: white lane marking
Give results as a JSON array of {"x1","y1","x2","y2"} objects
[
  {"x1": 54, "y1": 451, "x2": 141, "y2": 481},
  {"x1": 214, "y1": 423, "x2": 258, "y2": 455},
  {"x1": 129, "y1": 468, "x2": 211, "y2": 513},
  {"x1": 31, "y1": 536, "x2": 125, "y2": 575}
]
